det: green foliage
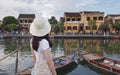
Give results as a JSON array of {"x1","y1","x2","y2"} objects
[
  {"x1": 107, "y1": 19, "x2": 116, "y2": 29},
  {"x1": 53, "y1": 25, "x2": 60, "y2": 34},
  {"x1": 99, "y1": 23, "x2": 109, "y2": 32},
  {"x1": 115, "y1": 19, "x2": 120, "y2": 30},
  {"x1": 2, "y1": 16, "x2": 18, "y2": 31},
  {"x1": 92, "y1": 25, "x2": 97, "y2": 30},
  {"x1": 108, "y1": 19, "x2": 114, "y2": 25},
  {"x1": 88, "y1": 20, "x2": 96, "y2": 26},
  {"x1": 3, "y1": 16, "x2": 18, "y2": 25},
  {"x1": 107, "y1": 41, "x2": 120, "y2": 54},
  {"x1": 58, "y1": 22, "x2": 64, "y2": 33},
  {"x1": 88, "y1": 20, "x2": 96, "y2": 30},
  {"x1": 71, "y1": 43, "x2": 77, "y2": 48},
  {"x1": 48, "y1": 16, "x2": 58, "y2": 25},
  {"x1": 48, "y1": 16, "x2": 65, "y2": 34}
]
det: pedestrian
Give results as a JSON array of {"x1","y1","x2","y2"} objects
[{"x1": 30, "y1": 16, "x2": 57, "y2": 75}]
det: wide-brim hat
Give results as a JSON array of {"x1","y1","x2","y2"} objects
[{"x1": 30, "y1": 17, "x2": 51, "y2": 36}]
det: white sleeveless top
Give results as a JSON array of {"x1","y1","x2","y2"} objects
[{"x1": 30, "y1": 38, "x2": 51, "y2": 62}]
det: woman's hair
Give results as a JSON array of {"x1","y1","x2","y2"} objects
[{"x1": 32, "y1": 34, "x2": 52, "y2": 51}]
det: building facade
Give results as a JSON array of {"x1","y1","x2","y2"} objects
[
  {"x1": 81, "y1": 11, "x2": 104, "y2": 33},
  {"x1": 17, "y1": 14, "x2": 35, "y2": 31},
  {"x1": 64, "y1": 12, "x2": 84, "y2": 34},
  {"x1": 106, "y1": 14, "x2": 120, "y2": 23},
  {"x1": 63, "y1": 11, "x2": 104, "y2": 34},
  {"x1": 105, "y1": 14, "x2": 120, "y2": 34}
]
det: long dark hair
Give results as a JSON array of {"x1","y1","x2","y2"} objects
[{"x1": 32, "y1": 34, "x2": 52, "y2": 51}]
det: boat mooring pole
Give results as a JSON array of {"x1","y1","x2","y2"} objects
[
  {"x1": 15, "y1": 47, "x2": 19, "y2": 74},
  {"x1": 15, "y1": 47, "x2": 20, "y2": 74}
]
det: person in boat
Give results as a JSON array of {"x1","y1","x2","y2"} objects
[{"x1": 30, "y1": 16, "x2": 57, "y2": 75}]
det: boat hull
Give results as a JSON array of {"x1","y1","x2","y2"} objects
[{"x1": 81, "y1": 53, "x2": 120, "y2": 75}]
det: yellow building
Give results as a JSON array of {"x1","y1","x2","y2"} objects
[
  {"x1": 64, "y1": 12, "x2": 84, "y2": 34},
  {"x1": 63, "y1": 11, "x2": 104, "y2": 34},
  {"x1": 105, "y1": 14, "x2": 120, "y2": 34},
  {"x1": 81, "y1": 11, "x2": 104, "y2": 33}
]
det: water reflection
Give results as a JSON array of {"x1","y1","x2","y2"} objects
[
  {"x1": 79, "y1": 60, "x2": 116, "y2": 75},
  {"x1": 0, "y1": 38, "x2": 120, "y2": 75}
]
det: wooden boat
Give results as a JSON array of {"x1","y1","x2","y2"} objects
[
  {"x1": 16, "y1": 53, "x2": 77, "y2": 75},
  {"x1": 81, "y1": 53, "x2": 120, "y2": 75}
]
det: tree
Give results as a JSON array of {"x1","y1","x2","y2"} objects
[
  {"x1": 58, "y1": 19, "x2": 65, "y2": 34},
  {"x1": 53, "y1": 25, "x2": 60, "y2": 34},
  {"x1": 99, "y1": 23, "x2": 109, "y2": 32},
  {"x1": 48, "y1": 16, "x2": 58, "y2": 34},
  {"x1": 115, "y1": 19, "x2": 120, "y2": 32},
  {"x1": 107, "y1": 19, "x2": 116, "y2": 30},
  {"x1": 2, "y1": 16, "x2": 18, "y2": 31},
  {"x1": 88, "y1": 20, "x2": 96, "y2": 30},
  {"x1": 58, "y1": 23, "x2": 64, "y2": 33},
  {"x1": 48, "y1": 16, "x2": 58, "y2": 26}
]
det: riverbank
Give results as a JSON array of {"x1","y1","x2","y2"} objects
[
  {"x1": 54, "y1": 34, "x2": 120, "y2": 39},
  {"x1": 0, "y1": 34, "x2": 120, "y2": 39}
]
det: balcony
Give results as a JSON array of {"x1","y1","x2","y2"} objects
[{"x1": 64, "y1": 21, "x2": 84, "y2": 24}]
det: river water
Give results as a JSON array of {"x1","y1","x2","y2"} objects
[{"x1": 0, "y1": 38, "x2": 120, "y2": 75}]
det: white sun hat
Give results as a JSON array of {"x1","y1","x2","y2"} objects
[{"x1": 30, "y1": 17, "x2": 51, "y2": 36}]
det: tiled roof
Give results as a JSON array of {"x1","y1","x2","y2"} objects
[
  {"x1": 106, "y1": 14, "x2": 120, "y2": 17},
  {"x1": 59, "y1": 17, "x2": 65, "y2": 22},
  {"x1": 60, "y1": 17, "x2": 65, "y2": 20},
  {"x1": 18, "y1": 14, "x2": 35, "y2": 18},
  {"x1": 82, "y1": 11, "x2": 104, "y2": 14},
  {"x1": 64, "y1": 12, "x2": 80, "y2": 17}
]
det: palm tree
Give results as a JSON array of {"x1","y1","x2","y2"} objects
[{"x1": 88, "y1": 20, "x2": 96, "y2": 33}]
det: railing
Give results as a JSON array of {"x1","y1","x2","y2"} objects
[{"x1": 0, "y1": 47, "x2": 21, "y2": 74}]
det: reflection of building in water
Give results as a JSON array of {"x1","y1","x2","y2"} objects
[
  {"x1": 64, "y1": 39, "x2": 79, "y2": 55},
  {"x1": 52, "y1": 40, "x2": 65, "y2": 58},
  {"x1": 81, "y1": 39, "x2": 104, "y2": 55}
]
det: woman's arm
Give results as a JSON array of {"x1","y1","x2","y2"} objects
[
  {"x1": 31, "y1": 49, "x2": 36, "y2": 64},
  {"x1": 44, "y1": 49, "x2": 57, "y2": 75}
]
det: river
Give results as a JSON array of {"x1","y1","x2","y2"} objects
[{"x1": 0, "y1": 38, "x2": 120, "y2": 75}]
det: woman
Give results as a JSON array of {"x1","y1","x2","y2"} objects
[{"x1": 30, "y1": 17, "x2": 57, "y2": 75}]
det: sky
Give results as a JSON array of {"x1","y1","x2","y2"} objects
[{"x1": 0, "y1": 0, "x2": 120, "y2": 20}]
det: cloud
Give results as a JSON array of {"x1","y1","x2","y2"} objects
[{"x1": 0, "y1": 0, "x2": 119, "y2": 20}]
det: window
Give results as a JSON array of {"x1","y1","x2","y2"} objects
[
  {"x1": 77, "y1": 18, "x2": 81, "y2": 21},
  {"x1": 72, "y1": 18, "x2": 75, "y2": 21},
  {"x1": 29, "y1": 20, "x2": 32, "y2": 23},
  {"x1": 20, "y1": 20, "x2": 23, "y2": 23},
  {"x1": 87, "y1": 17, "x2": 90, "y2": 21},
  {"x1": 67, "y1": 18, "x2": 70, "y2": 21},
  {"x1": 73, "y1": 26, "x2": 77, "y2": 30},
  {"x1": 86, "y1": 26, "x2": 90, "y2": 30},
  {"x1": 93, "y1": 17, "x2": 97, "y2": 21},
  {"x1": 99, "y1": 16, "x2": 103, "y2": 21},
  {"x1": 25, "y1": 20, "x2": 27, "y2": 23},
  {"x1": 67, "y1": 26, "x2": 71, "y2": 30}
]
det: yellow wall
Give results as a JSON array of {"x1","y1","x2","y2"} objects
[
  {"x1": 64, "y1": 23, "x2": 79, "y2": 33},
  {"x1": 64, "y1": 12, "x2": 104, "y2": 33},
  {"x1": 82, "y1": 13, "x2": 104, "y2": 33}
]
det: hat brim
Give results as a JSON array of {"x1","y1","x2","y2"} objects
[{"x1": 30, "y1": 20, "x2": 51, "y2": 36}]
